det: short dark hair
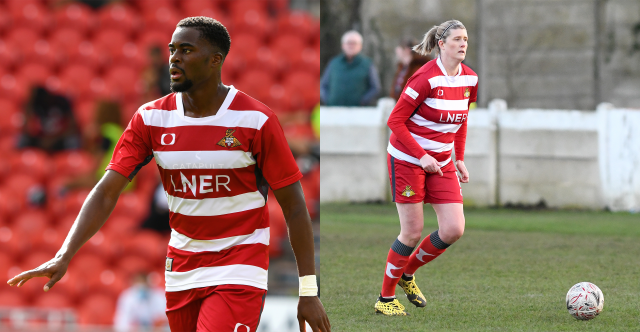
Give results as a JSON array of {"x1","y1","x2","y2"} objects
[{"x1": 176, "y1": 16, "x2": 231, "y2": 57}]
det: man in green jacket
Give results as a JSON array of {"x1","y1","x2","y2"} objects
[{"x1": 321, "y1": 30, "x2": 381, "y2": 106}]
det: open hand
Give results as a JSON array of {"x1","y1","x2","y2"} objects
[
  {"x1": 419, "y1": 153, "x2": 443, "y2": 176},
  {"x1": 298, "y1": 296, "x2": 331, "y2": 332},
  {"x1": 456, "y1": 160, "x2": 469, "y2": 183},
  {"x1": 7, "y1": 256, "x2": 69, "y2": 292}
]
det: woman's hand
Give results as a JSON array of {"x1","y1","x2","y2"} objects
[
  {"x1": 420, "y1": 154, "x2": 443, "y2": 176},
  {"x1": 455, "y1": 160, "x2": 469, "y2": 183}
]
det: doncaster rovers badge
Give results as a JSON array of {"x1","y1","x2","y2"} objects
[
  {"x1": 217, "y1": 129, "x2": 242, "y2": 148},
  {"x1": 464, "y1": 88, "x2": 470, "y2": 98},
  {"x1": 401, "y1": 186, "x2": 416, "y2": 197}
]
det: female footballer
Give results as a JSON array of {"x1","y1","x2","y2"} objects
[{"x1": 375, "y1": 19, "x2": 477, "y2": 316}]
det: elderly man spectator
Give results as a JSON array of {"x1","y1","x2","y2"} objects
[{"x1": 321, "y1": 30, "x2": 381, "y2": 106}]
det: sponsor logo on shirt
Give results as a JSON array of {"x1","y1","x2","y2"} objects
[
  {"x1": 404, "y1": 87, "x2": 419, "y2": 100},
  {"x1": 165, "y1": 257, "x2": 173, "y2": 272},
  {"x1": 439, "y1": 112, "x2": 468, "y2": 123},
  {"x1": 170, "y1": 172, "x2": 231, "y2": 196},
  {"x1": 161, "y1": 133, "x2": 176, "y2": 145},
  {"x1": 217, "y1": 129, "x2": 242, "y2": 148},
  {"x1": 234, "y1": 323, "x2": 250, "y2": 332}
]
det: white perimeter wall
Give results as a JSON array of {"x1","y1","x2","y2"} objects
[{"x1": 320, "y1": 98, "x2": 640, "y2": 211}]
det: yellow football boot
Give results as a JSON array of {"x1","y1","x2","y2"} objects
[
  {"x1": 398, "y1": 275, "x2": 427, "y2": 307},
  {"x1": 374, "y1": 296, "x2": 409, "y2": 316}
]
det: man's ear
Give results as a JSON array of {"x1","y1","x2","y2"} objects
[{"x1": 211, "y1": 52, "x2": 224, "y2": 68}]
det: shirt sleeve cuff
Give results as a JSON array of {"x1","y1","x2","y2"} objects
[
  {"x1": 106, "y1": 164, "x2": 134, "y2": 182},
  {"x1": 269, "y1": 171, "x2": 304, "y2": 190}
]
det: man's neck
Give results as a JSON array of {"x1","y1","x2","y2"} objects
[
  {"x1": 440, "y1": 55, "x2": 461, "y2": 77},
  {"x1": 182, "y1": 82, "x2": 230, "y2": 118}
]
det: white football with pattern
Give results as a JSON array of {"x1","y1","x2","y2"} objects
[{"x1": 566, "y1": 282, "x2": 604, "y2": 320}]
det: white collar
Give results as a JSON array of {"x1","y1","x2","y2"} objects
[
  {"x1": 176, "y1": 85, "x2": 238, "y2": 123},
  {"x1": 436, "y1": 56, "x2": 462, "y2": 78}
]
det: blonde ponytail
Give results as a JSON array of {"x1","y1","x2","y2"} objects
[{"x1": 413, "y1": 20, "x2": 465, "y2": 56}]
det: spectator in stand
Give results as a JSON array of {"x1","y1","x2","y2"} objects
[
  {"x1": 320, "y1": 30, "x2": 381, "y2": 106},
  {"x1": 18, "y1": 86, "x2": 80, "y2": 152},
  {"x1": 390, "y1": 38, "x2": 431, "y2": 100},
  {"x1": 114, "y1": 272, "x2": 167, "y2": 332},
  {"x1": 141, "y1": 46, "x2": 172, "y2": 102},
  {"x1": 64, "y1": 101, "x2": 133, "y2": 191}
]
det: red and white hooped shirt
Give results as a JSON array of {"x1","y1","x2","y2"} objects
[
  {"x1": 387, "y1": 56, "x2": 478, "y2": 167},
  {"x1": 107, "y1": 86, "x2": 302, "y2": 292}
]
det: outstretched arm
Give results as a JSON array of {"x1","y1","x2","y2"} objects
[
  {"x1": 7, "y1": 170, "x2": 130, "y2": 290},
  {"x1": 273, "y1": 181, "x2": 331, "y2": 332}
]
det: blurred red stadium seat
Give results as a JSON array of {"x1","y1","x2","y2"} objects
[
  {"x1": 93, "y1": 28, "x2": 130, "y2": 66},
  {"x1": 267, "y1": 197, "x2": 287, "y2": 257},
  {"x1": 12, "y1": 210, "x2": 51, "y2": 238},
  {"x1": 73, "y1": 99, "x2": 96, "y2": 129},
  {"x1": 112, "y1": 191, "x2": 149, "y2": 221},
  {"x1": 85, "y1": 267, "x2": 128, "y2": 299},
  {"x1": 0, "y1": 6, "x2": 12, "y2": 35},
  {"x1": 61, "y1": 189, "x2": 91, "y2": 216},
  {"x1": 77, "y1": 293, "x2": 116, "y2": 325},
  {"x1": 0, "y1": 40, "x2": 20, "y2": 68},
  {"x1": 67, "y1": 40, "x2": 102, "y2": 68},
  {"x1": 181, "y1": 0, "x2": 221, "y2": 18},
  {"x1": 69, "y1": 253, "x2": 107, "y2": 279},
  {"x1": 117, "y1": 255, "x2": 151, "y2": 277},
  {"x1": 34, "y1": 292, "x2": 72, "y2": 309},
  {"x1": 143, "y1": 6, "x2": 183, "y2": 36},
  {"x1": 0, "y1": 251, "x2": 15, "y2": 284},
  {"x1": 235, "y1": 69, "x2": 275, "y2": 103},
  {"x1": 9, "y1": 149, "x2": 52, "y2": 183},
  {"x1": 0, "y1": 99, "x2": 21, "y2": 137},
  {"x1": 16, "y1": 63, "x2": 53, "y2": 87},
  {"x1": 0, "y1": 288, "x2": 27, "y2": 307},
  {"x1": 58, "y1": 64, "x2": 98, "y2": 99},
  {"x1": 138, "y1": 0, "x2": 176, "y2": 13},
  {"x1": 102, "y1": 215, "x2": 140, "y2": 239},
  {"x1": 53, "y1": 2, "x2": 96, "y2": 34},
  {"x1": 276, "y1": 11, "x2": 318, "y2": 42},
  {"x1": 102, "y1": 66, "x2": 144, "y2": 102},
  {"x1": 53, "y1": 151, "x2": 97, "y2": 178},
  {"x1": 122, "y1": 230, "x2": 166, "y2": 263},
  {"x1": 281, "y1": 70, "x2": 319, "y2": 111},
  {"x1": 233, "y1": 9, "x2": 272, "y2": 39},
  {"x1": 8, "y1": 1, "x2": 51, "y2": 33},
  {"x1": 49, "y1": 28, "x2": 85, "y2": 64},
  {"x1": 0, "y1": 189, "x2": 21, "y2": 221},
  {"x1": 97, "y1": 3, "x2": 140, "y2": 35}
]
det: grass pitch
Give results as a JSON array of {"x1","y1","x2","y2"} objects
[{"x1": 320, "y1": 203, "x2": 640, "y2": 331}]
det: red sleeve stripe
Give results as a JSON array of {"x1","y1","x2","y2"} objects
[
  {"x1": 154, "y1": 150, "x2": 255, "y2": 170},
  {"x1": 168, "y1": 243, "x2": 269, "y2": 272},
  {"x1": 166, "y1": 191, "x2": 265, "y2": 216},
  {"x1": 168, "y1": 227, "x2": 269, "y2": 253},
  {"x1": 165, "y1": 264, "x2": 267, "y2": 292}
]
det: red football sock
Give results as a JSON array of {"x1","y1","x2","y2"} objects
[
  {"x1": 404, "y1": 230, "x2": 449, "y2": 275},
  {"x1": 380, "y1": 239, "x2": 414, "y2": 298}
]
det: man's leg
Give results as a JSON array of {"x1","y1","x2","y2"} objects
[
  {"x1": 166, "y1": 288, "x2": 203, "y2": 332},
  {"x1": 197, "y1": 285, "x2": 267, "y2": 331}
]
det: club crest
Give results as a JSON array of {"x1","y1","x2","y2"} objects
[
  {"x1": 217, "y1": 129, "x2": 242, "y2": 148},
  {"x1": 401, "y1": 186, "x2": 415, "y2": 197},
  {"x1": 464, "y1": 88, "x2": 470, "y2": 98}
]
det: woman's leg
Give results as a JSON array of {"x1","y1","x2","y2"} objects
[
  {"x1": 403, "y1": 203, "x2": 464, "y2": 276},
  {"x1": 379, "y1": 202, "x2": 424, "y2": 298}
]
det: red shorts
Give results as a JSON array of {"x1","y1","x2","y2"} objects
[
  {"x1": 165, "y1": 284, "x2": 267, "y2": 332},
  {"x1": 388, "y1": 154, "x2": 463, "y2": 204}
]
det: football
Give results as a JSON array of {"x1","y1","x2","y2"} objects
[{"x1": 566, "y1": 282, "x2": 604, "y2": 320}]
